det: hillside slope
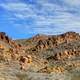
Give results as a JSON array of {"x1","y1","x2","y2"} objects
[{"x1": 0, "y1": 31, "x2": 80, "y2": 80}]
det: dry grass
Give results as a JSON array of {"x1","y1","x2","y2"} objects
[{"x1": 16, "y1": 73, "x2": 29, "y2": 80}]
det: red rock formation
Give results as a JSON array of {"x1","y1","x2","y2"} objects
[
  {"x1": 19, "y1": 55, "x2": 32, "y2": 70},
  {"x1": 31, "y1": 32, "x2": 80, "y2": 51}
]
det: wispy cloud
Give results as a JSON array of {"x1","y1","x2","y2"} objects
[
  {"x1": 0, "y1": 0, "x2": 80, "y2": 39},
  {"x1": 62, "y1": 0, "x2": 80, "y2": 7}
]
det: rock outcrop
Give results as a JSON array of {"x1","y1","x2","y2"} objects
[
  {"x1": 38, "y1": 66, "x2": 65, "y2": 73},
  {"x1": 31, "y1": 32, "x2": 80, "y2": 51},
  {"x1": 19, "y1": 55, "x2": 32, "y2": 70},
  {"x1": 48, "y1": 49, "x2": 80, "y2": 61},
  {"x1": 0, "y1": 31, "x2": 80, "y2": 73},
  {"x1": 0, "y1": 32, "x2": 23, "y2": 62}
]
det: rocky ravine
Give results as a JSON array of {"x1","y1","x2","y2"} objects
[{"x1": 0, "y1": 31, "x2": 80, "y2": 80}]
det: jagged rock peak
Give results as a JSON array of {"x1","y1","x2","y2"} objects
[
  {"x1": 59, "y1": 31, "x2": 79, "y2": 37},
  {"x1": 0, "y1": 32, "x2": 11, "y2": 43}
]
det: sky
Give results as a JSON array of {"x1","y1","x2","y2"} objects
[{"x1": 0, "y1": 0, "x2": 80, "y2": 39}]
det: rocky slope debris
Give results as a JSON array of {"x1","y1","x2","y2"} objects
[
  {"x1": 0, "y1": 32, "x2": 23, "y2": 62},
  {"x1": 30, "y1": 32, "x2": 80, "y2": 51},
  {"x1": 0, "y1": 31, "x2": 80, "y2": 80},
  {"x1": 0, "y1": 31, "x2": 80, "y2": 73}
]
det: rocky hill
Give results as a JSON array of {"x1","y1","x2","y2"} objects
[
  {"x1": 0, "y1": 32, "x2": 22, "y2": 62},
  {"x1": 16, "y1": 31, "x2": 80, "y2": 60},
  {"x1": 0, "y1": 31, "x2": 80, "y2": 80}
]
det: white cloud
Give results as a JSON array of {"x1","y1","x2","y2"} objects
[
  {"x1": 0, "y1": 3, "x2": 29, "y2": 11},
  {"x1": 0, "y1": 0, "x2": 80, "y2": 36},
  {"x1": 62, "y1": 0, "x2": 80, "y2": 6}
]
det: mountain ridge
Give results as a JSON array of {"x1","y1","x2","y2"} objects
[{"x1": 0, "y1": 31, "x2": 80, "y2": 80}]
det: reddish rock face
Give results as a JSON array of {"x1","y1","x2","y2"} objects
[
  {"x1": 0, "y1": 32, "x2": 13, "y2": 45},
  {"x1": 31, "y1": 32, "x2": 80, "y2": 51},
  {"x1": 0, "y1": 31, "x2": 80, "y2": 63},
  {"x1": 0, "y1": 32, "x2": 23, "y2": 61},
  {"x1": 0, "y1": 44, "x2": 5, "y2": 50},
  {"x1": 0, "y1": 31, "x2": 80, "y2": 73},
  {"x1": 32, "y1": 34, "x2": 48, "y2": 42},
  {"x1": 19, "y1": 55, "x2": 32, "y2": 70}
]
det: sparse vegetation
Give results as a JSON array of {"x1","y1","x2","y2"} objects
[
  {"x1": 16, "y1": 73, "x2": 29, "y2": 80},
  {"x1": 0, "y1": 32, "x2": 80, "y2": 80}
]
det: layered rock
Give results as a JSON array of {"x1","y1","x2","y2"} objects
[
  {"x1": 31, "y1": 32, "x2": 80, "y2": 51},
  {"x1": 0, "y1": 32, "x2": 22, "y2": 61},
  {"x1": 0, "y1": 31, "x2": 80, "y2": 72}
]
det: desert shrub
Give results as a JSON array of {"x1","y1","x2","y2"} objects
[
  {"x1": 0, "y1": 54, "x2": 5, "y2": 62},
  {"x1": 16, "y1": 73, "x2": 29, "y2": 80}
]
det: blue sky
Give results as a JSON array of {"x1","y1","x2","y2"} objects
[{"x1": 0, "y1": 0, "x2": 80, "y2": 39}]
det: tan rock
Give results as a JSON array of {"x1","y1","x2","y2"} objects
[{"x1": 19, "y1": 55, "x2": 32, "y2": 70}]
